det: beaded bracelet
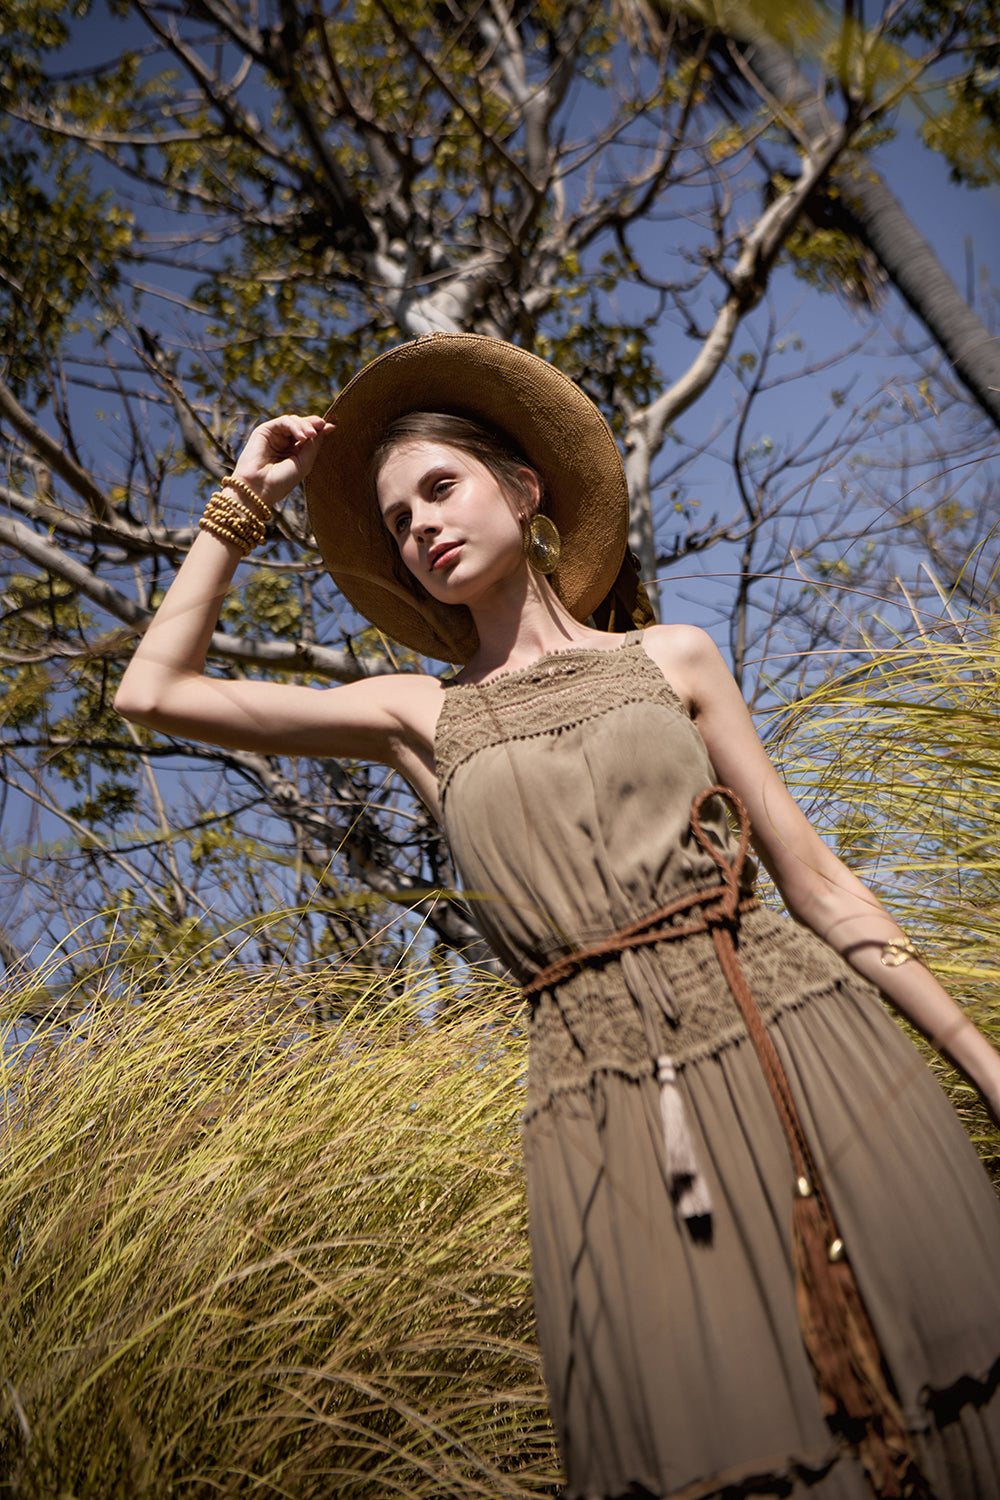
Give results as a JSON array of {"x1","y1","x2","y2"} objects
[
  {"x1": 222, "y1": 474, "x2": 271, "y2": 523},
  {"x1": 199, "y1": 489, "x2": 269, "y2": 556}
]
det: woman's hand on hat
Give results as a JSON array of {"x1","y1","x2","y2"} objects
[{"x1": 230, "y1": 413, "x2": 334, "y2": 511}]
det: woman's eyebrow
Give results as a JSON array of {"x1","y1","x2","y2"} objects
[{"x1": 380, "y1": 464, "x2": 455, "y2": 522}]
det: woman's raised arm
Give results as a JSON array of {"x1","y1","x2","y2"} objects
[
  {"x1": 114, "y1": 415, "x2": 444, "y2": 798},
  {"x1": 647, "y1": 623, "x2": 1000, "y2": 1127}
]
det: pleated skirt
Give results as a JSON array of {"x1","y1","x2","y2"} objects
[{"x1": 522, "y1": 980, "x2": 1000, "y2": 1499}]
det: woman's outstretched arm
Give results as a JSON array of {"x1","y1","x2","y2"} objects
[
  {"x1": 114, "y1": 415, "x2": 444, "y2": 799},
  {"x1": 646, "y1": 623, "x2": 1000, "y2": 1128}
]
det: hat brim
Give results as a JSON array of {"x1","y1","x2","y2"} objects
[{"x1": 304, "y1": 333, "x2": 629, "y2": 664}]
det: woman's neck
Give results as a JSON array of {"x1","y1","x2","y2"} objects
[{"x1": 461, "y1": 581, "x2": 617, "y2": 682}]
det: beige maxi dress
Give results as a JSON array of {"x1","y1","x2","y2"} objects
[{"x1": 434, "y1": 633, "x2": 1000, "y2": 1500}]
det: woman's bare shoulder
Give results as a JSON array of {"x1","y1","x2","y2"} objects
[{"x1": 636, "y1": 623, "x2": 726, "y2": 712}]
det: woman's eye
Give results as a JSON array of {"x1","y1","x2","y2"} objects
[
  {"x1": 394, "y1": 513, "x2": 410, "y2": 536},
  {"x1": 433, "y1": 478, "x2": 454, "y2": 498}
]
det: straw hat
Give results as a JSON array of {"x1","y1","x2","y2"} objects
[{"x1": 304, "y1": 333, "x2": 630, "y2": 663}]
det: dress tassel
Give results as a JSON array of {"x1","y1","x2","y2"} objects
[{"x1": 656, "y1": 1054, "x2": 712, "y2": 1218}]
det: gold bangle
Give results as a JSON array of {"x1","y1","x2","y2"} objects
[
  {"x1": 880, "y1": 936, "x2": 922, "y2": 968},
  {"x1": 222, "y1": 474, "x2": 271, "y2": 522}
]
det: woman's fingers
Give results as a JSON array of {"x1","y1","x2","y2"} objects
[
  {"x1": 232, "y1": 415, "x2": 334, "y2": 505},
  {"x1": 265, "y1": 413, "x2": 332, "y2": 457}
]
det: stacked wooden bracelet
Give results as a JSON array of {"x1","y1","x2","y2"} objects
[{"x1": 199, "y1": 475, "x2": 272, "y2": 556}]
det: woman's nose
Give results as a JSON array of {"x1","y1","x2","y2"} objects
[{"x1": 409, "y1": 503, "x2": 440, "y2": 541}]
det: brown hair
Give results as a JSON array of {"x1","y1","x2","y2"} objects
[
  {"x1": 370, "y1": 411, "x2": 548, "y2": 604},
  {"x1": 371, "y1": 411, "x2": 546, "y2": 515}
]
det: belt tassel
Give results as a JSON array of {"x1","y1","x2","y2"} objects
[{"x1": 656, "y1": 1053, "x2": 712, "y2": 1218}]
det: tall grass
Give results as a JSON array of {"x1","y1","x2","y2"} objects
[
  {"x1": 1, "y1": 960, "x2": 559, "y2": 1498},
  {"x1": 770, "y1": 615, "x2": 1000, "y2": 1174},
  {"x1": 4, "y1": 617, "x2": 999, "y2": 1494}
]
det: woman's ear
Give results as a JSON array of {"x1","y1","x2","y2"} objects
[{"x1": 516, "y1": 465, "x2": 543, "y2": 517}]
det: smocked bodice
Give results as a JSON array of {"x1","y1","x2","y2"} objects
[{"x1": 435, "y1": 636, "x2": 750, "y2": 983}]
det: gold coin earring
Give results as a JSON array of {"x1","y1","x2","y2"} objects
[{"x1": 523, "y1": 513, "x2": 561, "y2": 575}]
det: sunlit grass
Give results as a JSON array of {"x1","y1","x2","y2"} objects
[
  {"x1": 3, "y1": 616, "x2": 1000, "y2": 1493},
  {"x1": 769, "y1": 614, "x2": 1000, "y2": 1176},
  {"x1": 0, "y1": 959, "x2": 558, "y2": 1498}
]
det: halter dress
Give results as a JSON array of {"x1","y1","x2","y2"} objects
[{"x1": 434, "y1": 633, "x2": 1000, "y2": 1500}]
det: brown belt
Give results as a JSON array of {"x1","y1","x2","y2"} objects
[
  {"x1": 521, "y1": 885, "x2": 757, "y2": 1000},
  {"x1": 522, "y1": 783, "x2": 928, "y2": 1499}
]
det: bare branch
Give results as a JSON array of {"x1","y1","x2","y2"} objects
[
  {"x1": 0, "y1": 377, "x2": 110, "y2": 520},
  {"x1": 0, "y1": 515, "x2": 396, "y2": 681}
]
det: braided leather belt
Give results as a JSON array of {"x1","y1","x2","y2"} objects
[
  {"x1": 522, "y1": 882, "x2": 757, "y2": 1001},
  {"x1": 521, "y1": 782, "x2": 927, "y2": 1497}
]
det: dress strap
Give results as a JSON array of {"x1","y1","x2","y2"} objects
[{"x1": 622, "y1": 627, "x2": 645, "y2": 647}]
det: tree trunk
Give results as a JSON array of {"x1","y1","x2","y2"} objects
[
  {"x1": 834, "y1": 170, "x2": 1000, "y2": 430},
  {"x1": 744, "y1": 40, "x2": 1000, "y2": 433}
]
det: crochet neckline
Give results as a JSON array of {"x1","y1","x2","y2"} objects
[{"x1": 445, "y1": 633, "x2": 641, "y2": 692}]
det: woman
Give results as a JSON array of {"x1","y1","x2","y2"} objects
[{"x1": 116, "y1": 333, "x2": 1000, "y2": 1500}]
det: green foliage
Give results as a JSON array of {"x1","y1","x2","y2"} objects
[
  {"x1": 0, "y1": 961, "x2": 558, "y2": 1498},
  {"x1": 2, "y1": 572, "x2": 80, "y2": 652},
  {"x1": 533, "y1": 315, "x2": 661, "y2": 436},
  {"x1": 66, "y1": 777, "x2": 136, "y2": 827},
  {"x1": 0, "y1": 0, "x2": 78, "y2": 101},
  {"x1": 0, "y1": 150, "x2": 128, "y2": 400},
  {"x1": 0, "y1": 7, "x2": 135, "y2": 400},
  {"x1": 919, "y1": 78, "x2": 1000, "y2": 188},
  {"x1": 0, "y1": 663, "x2": 51, "y2": 731},
  {"x1": 894, "y1": 0, "x2": 1000, "y2": 186},
  {"x1": 219, "y1": 568, "x2": 304, "y2": 644},
  {"x1": 0, "y1": 577, "x2": 129, "y2": 786}
]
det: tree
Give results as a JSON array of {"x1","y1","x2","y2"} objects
[
  {"x1": 645, "y1": 0, "x2": 1000, "y2": 429},
  {"x1": 1, "y1": 0, "x2": 996, "y2": 990}
]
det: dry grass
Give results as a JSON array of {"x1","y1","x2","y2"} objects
[
  {"x1": 0, "y1": 960, "x2": 559, "y2": 1498},
  {"x1": 770, "y1": 615, "x2": 1000, "y2": 1176},
  {"x1": 3, "y1": 616, "x2": 1000, "y2": 1494}
]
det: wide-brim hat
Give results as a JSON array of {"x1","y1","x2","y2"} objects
[{"x1": 304, "y1": 332, "x2": 630, "y2": 663}]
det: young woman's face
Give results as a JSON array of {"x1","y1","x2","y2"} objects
[{"x1": 376, "y1": 440, "x2": 537, "y2": 606}]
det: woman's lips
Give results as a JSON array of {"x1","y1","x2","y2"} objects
[{"x1": 427, "y1": 541, "x2": 461, "y2": 571}]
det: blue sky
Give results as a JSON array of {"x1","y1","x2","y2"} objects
[{"x1": 2, "y1": 3, "x2": 998, "y2": 971}]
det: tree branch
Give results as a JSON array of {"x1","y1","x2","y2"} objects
[
  {"x1": 0, "y1": 515, "x2": 397, "y2": 681},
  {"x1": 0, "y1": 377, "x2": 110, "y2": 520}
]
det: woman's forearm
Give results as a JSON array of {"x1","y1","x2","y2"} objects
[
  {"x1": 115, "y1": 414, "x2": 331, "y2": 728},
  {"x1": 792, "y1": 867, "x2": 1000, "y2": 1123}
]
